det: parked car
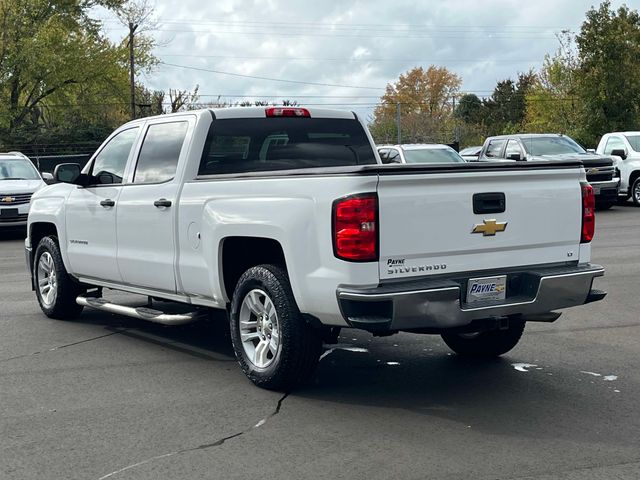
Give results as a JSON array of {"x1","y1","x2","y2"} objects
[
  {"x1": 0, "y1": 152, "x2": 52, "y2": 228},
  {"x1": 459, "y1": 146, "x2": 482, "y2": 161},
  {"x1": 27, "y1": 107, "x2": 605, "y2": 390},
  {"x1": 596, "y1": 132, "x2": 640, "y2": 206},
  {"x1": 377, "y1": 144, "x2": 466, "y2": 164},
  {"x1": 479, "y1": 134, "x2": 619, "y2": 209}
]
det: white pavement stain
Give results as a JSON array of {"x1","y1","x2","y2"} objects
[
  {"x1": 603, "y1": 375, "x2": 618, "y2": 381},
  {"x1": 581, "y1": 371, "x2": 602, "y2": 377},
  {"x1": 511, "y1": 363, "x2": 538, "y2": 372},
  {"x1": 319, "y1": 345, "x2": 369, "y2": 361},
  {"x1": 386, "y1": 361, "x2": 400, "y2": 366}
]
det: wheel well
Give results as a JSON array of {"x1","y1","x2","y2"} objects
[
  {"x1": 630, "y1": 170, "x2": 640, "y2": 188},
  {"x1": 30, "y1": 222, "x2": 58, "y2": 249},
  {"x1": 221, "y1": 237, "x2": 286, "y2": 301}
]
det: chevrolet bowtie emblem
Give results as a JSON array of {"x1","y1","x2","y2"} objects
[
  {"x1": 1, "y1": 196, "x2": 15, "y2": 203},
  {"x1": 472, "y1": 219, "x2": 508, "y2": 236},
  {"x1": 587, "y1": 168, "x2": 599, "y2": 174}
]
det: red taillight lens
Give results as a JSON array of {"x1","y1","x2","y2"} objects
[
  {"x1": 333, "y1": 194, "x2": 378, "y2": 262},
  {"x1": 581, "y1": 182, "x2": 595, "y2": 243},
  {"x1": 265, "y1": 107, "x2": 310, "y2": 117}
]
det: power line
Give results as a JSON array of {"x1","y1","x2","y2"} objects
[
  {"x1": 156, "y1": 53, "x2": 541, "y2": 64},
  {"x1": 159, "y1": 62, "x2": 385, "y2": 90}
]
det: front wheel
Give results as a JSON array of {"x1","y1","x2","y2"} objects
[
  {"x1": 229, "y1": 264, "x2": 322, "y2": 390},
  {"x1": 632, "y1": 178, "x2": 640, "y2": 206},
  {"x1": 441, "y1": 319, "x2": 525, "y2": 357},
  {"x1": 34, "y1": 236, "x2": 84, "y2": 319}
]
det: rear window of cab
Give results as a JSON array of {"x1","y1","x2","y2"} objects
[{"x1": 198, "y1": 117, "x2": 377, "y2": 175}]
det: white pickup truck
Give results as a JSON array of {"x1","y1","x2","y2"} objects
[
  {"x1": 26, "y1": 107, "x2": 606, "y2": 390},
  {"x1": 596, "y1": 132, "x2": 640, "y2": 205}
]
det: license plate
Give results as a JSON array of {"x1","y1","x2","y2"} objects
[
  {"x1": 0, "y1": 208, "x2": 19, "y2": 219},
  {"x1": 592, "y1": 186, "x2": 601, "y2": 195},
  {"x1": 467, "y1": 275, "x2": 507, "y2": 305}
]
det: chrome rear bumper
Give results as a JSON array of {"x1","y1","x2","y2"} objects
[{"x1": 337, "y1": 264, "x2": 605, "y2": 332}]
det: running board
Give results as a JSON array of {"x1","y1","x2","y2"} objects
[{"x1": 76, "y1": 296, "x2": 206, "y2": 326}]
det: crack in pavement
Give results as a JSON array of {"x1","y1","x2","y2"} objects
[
  {"x1": 0, "y1": 331, "x2": 124, "y2": 363},
  {"x1": 98, "y1": 392, "x2": 290, "y2": 480}
]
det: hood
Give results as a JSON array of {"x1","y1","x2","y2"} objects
[
  {"x1": 0, "y1": 179, "x2": 45, "y2": 194},
  {"x1": 530, "y1": 153, "x2": 613, "y2": 167}
]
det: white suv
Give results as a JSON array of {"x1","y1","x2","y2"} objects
[
  {"x1": 596, "y1": 132, "x2": 640, "y2": 205},
  {"x1": 0, "y1": 152, "x2": 52, "y2": 228}
]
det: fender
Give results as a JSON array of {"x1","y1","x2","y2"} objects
[{"x1": 28, "y1": 184, "x2": 75, "y2": 272}]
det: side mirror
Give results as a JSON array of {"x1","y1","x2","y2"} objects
[
  {"x1": 610, "y1": 148, "x2": 627, "y2": 160},
  {"x1": 507, "y1": 153, "x2": 522, "y2": 161},
  {"x1": 41, "y1": 172, "x2": 54, "y2": 184},
  {"x1": 586, "y1": 148, "x2": 596, "y2": 153},
  {"x1": 53, "y1": 163, "x2": 82, "y2": 184}
]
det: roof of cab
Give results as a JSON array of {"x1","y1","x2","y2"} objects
[{"x1": 117, "y1": 106, "x2": 357, "y2": 130}]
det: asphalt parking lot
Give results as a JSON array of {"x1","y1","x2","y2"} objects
[{"x1": 2, "y1": 205, "x2": 640, "y2": 480}]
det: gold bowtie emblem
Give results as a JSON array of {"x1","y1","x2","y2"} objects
[
  {"x1": 1, "y1": 196, "x2": 15, "y2": 203},
  {"x1": 472, "y1": 219, "x2": 508, "y2": 236}
]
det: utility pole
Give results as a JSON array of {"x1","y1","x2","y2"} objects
[
  {"x1": 396, "y1": 101, "x2": 401, "y2": 144},
  {"x1": 128, "y1": 21, "x2": 138, "y2": 120}
]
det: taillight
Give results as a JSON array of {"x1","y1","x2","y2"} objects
[
  {"x1": 265, "y1": 107, "x2": 310, "y2": 117},
  {"x1": 333, "y1": 194, "x2": 378, "y2": 262},
  {"x1": 581, "y1": 182, "x2": 595, "y2": 243}
]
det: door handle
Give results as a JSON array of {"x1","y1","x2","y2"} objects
[
  {"x1": 100, "y1": 199, "x2": 115, "y2": 208},
  {"x1": 154, "y1": 198, "x2": 172, "y2": 208}
]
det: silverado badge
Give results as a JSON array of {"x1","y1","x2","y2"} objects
[
  {"x1": 2, "y1": 196, "x2": 15, "y2": 204},
  {"x1": 472, "y1": 219, "x2": 507, "y2": 236}
]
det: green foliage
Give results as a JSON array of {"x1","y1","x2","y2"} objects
[
  {"x1": 576, "y1": 1, "x2": 640, "y2": 145},
  {"x1": 0, "y1": 0, "x2": 157, "y2": 152}
]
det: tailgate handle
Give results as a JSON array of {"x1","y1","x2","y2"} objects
[{"x1": 473, "y1": 192, "x2": 505, "y2": 214}]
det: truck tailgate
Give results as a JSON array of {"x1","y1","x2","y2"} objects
[{"x1": 376, "y1": 165, "x2": 583, "y2": 281}]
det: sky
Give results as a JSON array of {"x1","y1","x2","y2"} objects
[{"x1": 95, "y1": 0, "x2": 627, "y2": 120}]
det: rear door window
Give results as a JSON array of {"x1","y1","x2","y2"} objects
[
  {"x1": 133, "y1": 121, "x2": 189, "y2": 184},
  {"x1": 484, "y1": 139, "x2": 506, "y2": 158},
  {"x1": 198, "y1": 117, "x2": 376, "y2": 175}
]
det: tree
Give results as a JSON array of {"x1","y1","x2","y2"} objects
[
  {"x1": 482, "y1": 71, "x2": 537, "y2": 134},
  {"x1": 369, "y1": 66, "x2": 461, "y2": 143},
  {"x1": 524, "y1": 32, "x2": 585, "y2": 139},
  {"x1": 576, "y1": 1, "x2": 640, "y2": 145},
  {"x1": 0, "y1": 0, "x2": 158, "y2": 153},
  {"x1": 455, "y1": 93, "x2": 483, "y2": 124}
]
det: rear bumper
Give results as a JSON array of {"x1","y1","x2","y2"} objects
[
  {"x1": 337, "y1": 264, "x2": 605, "y2": 333},
  {"x1": 590, "y1": 179, "x2": 619, "y2": 201}
]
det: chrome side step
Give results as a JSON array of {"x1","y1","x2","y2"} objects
[{"x1": 76, "y1": 296, "x2": 206, "y2": 326}]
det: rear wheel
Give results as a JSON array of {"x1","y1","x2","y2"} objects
[
  {"x1": 441, "y1": 319, "x2": 525, "y2": 357},
  {"x1": 34, "y1": 236, "x2": 84, "y2": 319},
  {"x1": 229, "y1": 264, "x2": 322, "y2": 390}
]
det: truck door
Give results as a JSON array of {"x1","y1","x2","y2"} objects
[
  {"x1": 65, "y1": 127, "x2": 140, "y2": 282},
  {"x1": 116, "y1": 119, "x2": 191, "y2": 292}
]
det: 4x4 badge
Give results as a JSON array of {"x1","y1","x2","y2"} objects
[{"x1": 472, "y1": 219, "x2": 507, "y2": 236}]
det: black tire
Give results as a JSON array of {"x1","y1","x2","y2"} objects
[
  {"x1": 632, "y1": 177, "x2": 640, "y2": 206},
  {"x1": 229, "y1": 264, "x2": 322, "y2": 390},
  {"x1": 34, "y1": 236, "x2": 84, "y2": 319},
  {"x1": 441, "y1": 319, "x2": 525, "y2": 357}
]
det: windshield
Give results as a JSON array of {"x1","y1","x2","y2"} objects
[
  {"x1": 0, "y1": 158, "x2": 40, "y2": 180},
  {"x1": 522, "y1": 136, "x2": 586, "y2": 156},
  {"x1": 403, "y1": 148, "x2": 465, "y2": 164},
  {"x1": 625, "y1": 135, "x2": 640, "y2": 152}
]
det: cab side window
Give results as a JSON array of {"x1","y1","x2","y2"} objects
[
  {"x1": 387, "y1": 148, "x2": 401, "y2": 164},
  {"x1": 133, "y1": 121, "x2": 189, "y2": 184},
  {"x1": 484, "y1": 139, "x2": 506, "y2": 158},
  {"x1": 505, "y1": 140, "x2": 524, "y2": 160},
  {"x1": 603, "y1": 136, "x2": 626, "y2": 155},
  {"x1": 90, "y1": 128, "x2": 139, "y2": 185}
]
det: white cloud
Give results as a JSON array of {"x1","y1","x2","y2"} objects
[{"x1": 97, "y1": 0, "x2": 630, "y2": 117}]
